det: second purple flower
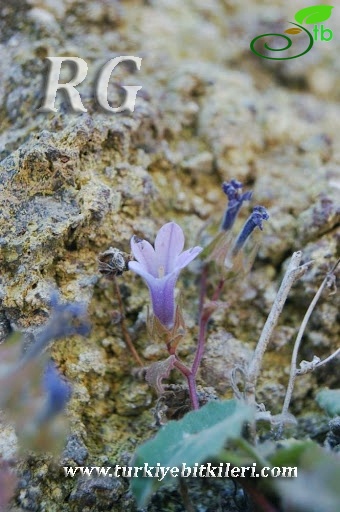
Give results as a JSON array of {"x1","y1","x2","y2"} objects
[{"x1": 128, "y1": 222, "x2": 202, "y2": 328}]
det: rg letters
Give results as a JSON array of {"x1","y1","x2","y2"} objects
[{"x1": 38, "y1": 56, "x2": 142, "y2": 114}]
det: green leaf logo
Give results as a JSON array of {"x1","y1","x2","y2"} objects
[{"x1": 294, "y1": 5, "x2": 334, "y2": 25}]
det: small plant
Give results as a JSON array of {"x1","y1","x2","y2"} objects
[
  {"x1": 123, "y1": 181, "x2": 268, "y2": 410},
  {"x1": 102, "y1": 179, "x2": 339, "y2": 510}
]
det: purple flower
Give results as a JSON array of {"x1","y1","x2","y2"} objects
[
  {"x1": 128, "y1": 222, "x2": 202, "y2": 328},
  {"x1": 221, "y1": 179, "x2": 252, "y2": 231},
  {"x1": 232, "y1": 205, "x2": 269, "y2": 256},
  {"x1": 40, "y1": 361, "x2": 71, "y2": 423},
  {"x1": 19, "y1": 295, "x2": 90, "y2": 366}
]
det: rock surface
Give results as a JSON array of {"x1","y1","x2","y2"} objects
[{"x1": 0, "y1": 0, "x2": 339, "y2": 510}]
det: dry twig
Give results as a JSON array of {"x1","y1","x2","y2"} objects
[
  {"x1": 279, "y1": 257, "x2": 340, "y2": 429},
  {"x1": 245, "y1": 251, "x2": 310, "y2": 407}
]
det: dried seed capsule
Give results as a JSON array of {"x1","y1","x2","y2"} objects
[{"x1": 98, "y1": 247, "x2": 131, "y2": 278}]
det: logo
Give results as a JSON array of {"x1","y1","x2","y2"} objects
[
  {"x1": 38, "y1": 56, "x2": 142, "y2": 114},
  {"x1": 250, "y1": 5, "x2": 334, "y2": 60}
]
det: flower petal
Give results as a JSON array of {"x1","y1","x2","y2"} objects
[
  {"x1": 148, "y1": 272, "x2": 179, "y2": 327},
  {"x1": 129, "y1": 222, "x2": 203, "y2": 328},
  {"x1": 175, "y1": 246, "x2": 203, "y2": 269},
  {"x1": 130, "y1": 236, "x2": 157, "y2": 276},
  {"x1": 129, "y1": 261, "x2": 178, "y2": 327},
  {"x1": 154, "y1": 222, "x2": 184, "y2": 273},
  {"x1": 128, "y1": 261, "x2": 156, "y2": 284}
]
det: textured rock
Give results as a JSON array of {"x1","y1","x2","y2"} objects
[{"x1": 0, "y1": 0, "x2": 339, "y2": 510}]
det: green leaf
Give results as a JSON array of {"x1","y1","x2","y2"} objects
[
  {"x1": 275, "y1": 444, "x2": 340, "y2": 512},
  {"x1": 269, "y1": 439, "x2": 317, "y2": 467},
  {"x1": 294, "y1": 5, "x2": 334, "y2": 25},
  {"x1": 316, "y1": 389, "x2": 340, "y2": 416},
  {"x1": 130, "y1": 399, "x2": 253, "y2": 507}
]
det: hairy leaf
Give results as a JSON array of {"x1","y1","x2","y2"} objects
[
  {"x1": 130, "y1": 399, "x2": 253, "y2": 507},
  {"x1": 145, "y1": 355, "x2": 176, "y2": 394},
  {"x1": 316, "y1": 389, "x2": 340, "y2": 416}
]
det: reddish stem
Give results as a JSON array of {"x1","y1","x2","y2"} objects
[
  {"x1": 113, "y1": 277, "x2": 143, "y2": 367},
  {"x1": 174, "y1": 359, "x2": 199, "y2": 410},
  {"x1": 172, "y1": 268, "x2": 226, "y2": 411},
  {"x1": 198, "y1": 265, "x2": 208, "y2": 319},
  {"x1": 191, "y1": 311, "x2": 209, "y2": 377},
  {"x1": 212, "y1": 277, "x2": 225, "y2": 301},
  {"x1": 191, "y1": 275, "x2": 225, "y2": 377},
  {"x1": 187, "y1": 374, "x2": 199, "y2": 410}
]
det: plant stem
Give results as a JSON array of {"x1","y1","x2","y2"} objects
[
  {"x1": 234, "y1": 437, "x2": 271, "y2": 468},
  {"x1": 280, "y1": 258, "x2": 340, "y2": 427},
  {"x1": 198, "y1": 265, "x2": 208, "y2": 319},
  {"x1": 182, "y1": 265, "x2": 227, "y2": 410},
  {"x1": 172, "y1": 265, "x2": 225, "y2": 411},
  {"x1": 192, "y1": 275, "x2": 225, "y2": 377},
  {"x1": 212, "y1": 278, "x2": 226, "y2": 301},
  {"x1": 187, "y1": 374, "x2": 199, "y2": 410},
  {"x1": 191, "y1": 311, "x2": 209, "y2": 377},
  {"x1": 113, "y1": 277, "x2": 143, "y2": 367},
  {"x1": 315, "y1": 347, "x2": 340, "y2": 369},
  {"x1": 245, "y1": 251, "x2": 308, "y2": 407},
  {"x1": 179, "y1": 478, "x2": 195, "y2": 512},
  {"x1": 190, "y1": 264, "x2": 209, "y2": 377},
  {"x1": 174, "y1": 359, "x2": 199, "y2": 410}
]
